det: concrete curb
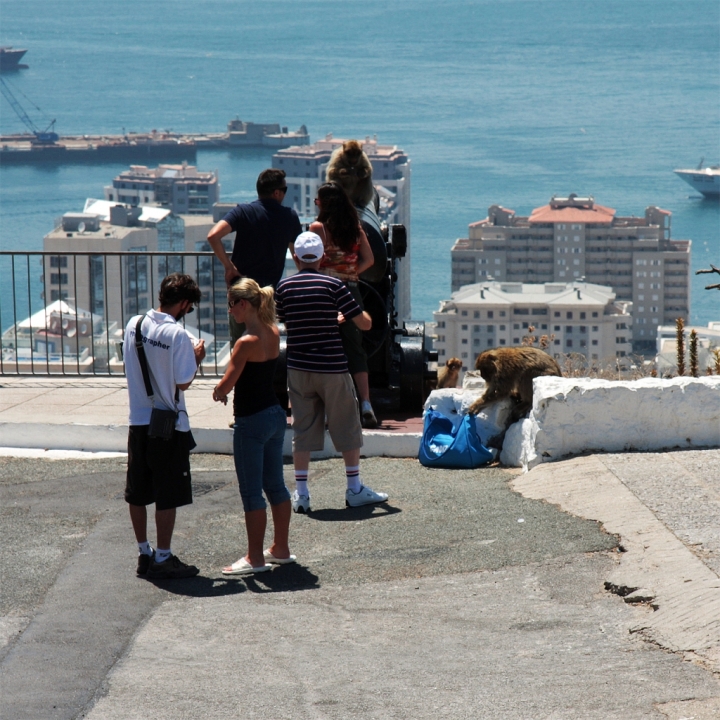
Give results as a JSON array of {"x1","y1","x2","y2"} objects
[
  {"x1": 512, "y1": 455, "x2": 720, "y2": 673},
  {"x1": 0, "y1": 421, "x2": 422, "y2": 459}
]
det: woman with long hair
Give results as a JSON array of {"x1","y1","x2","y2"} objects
[
  {"x1": 310, "y1": 182, "x2": 377, "y2": 428},
  {"x1": 212, "y1": 278, "x2": 294, "y2": 574}
]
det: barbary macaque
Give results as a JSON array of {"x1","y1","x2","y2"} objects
[
  {"x1": 467, "y1": 347, "x2": 562, "y2": 422},
  {"x1": 326, "y1": 140, "x2": 375, "y2": 208},
  {"x1": 436, "y1": 357, "x2": 463, "y2": 389}
]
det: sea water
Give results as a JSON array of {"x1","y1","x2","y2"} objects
[{"x1": 0, "y1": 0, "x2": 718, "y2": 327}]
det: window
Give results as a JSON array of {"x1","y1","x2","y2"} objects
[
  {"x1": 461, "y1": 339, "x2": 468, "y2": 344},
  {"x1": 554, "y1": 339, "x2": 560, "y2": 345},
  {"x1": 500, "y1": 311, "x2": 506, "y2": 317},
  {"x1": 50, "y1": 256, "x2": 68, "y2": 268},
  {"x1": 473, "y1": 339, "x2": 480, "y2": 345},
  {"x1": 487, "y1": 339, "x2": 493, "y2": 346},
  {"x1": 499, "y1": 338, "x2": 506, "y2": 345},
  {"x1": 580, "y1": 312, "x2": 586, "y2": 319},
  {"x1": 591, "y1": 326, "x2": 598, "y2": 332},
  {"x1": 487, "y1": 325, "x2": 493, "y2": 332},
  {"x1": 461, "y1": 311, "x2": 468, "y2": 316},
  {"x1": 487, "y1": 311, "x2": 494, "y2": 319},
  {"x1": 565, "y1": 326, "x2": 573, "y2": 333},
  {"x1": 473, "y1": 325, "x2": 480, "y2": 331},
  {"x1": 439, "y1": 349, "x2": 445, "y2": 357},
  {"x1": 499, "y1": 324, "x2": 506, "y2": 330},
  {"x1": 513, "y1": 338, "x2": 520, "y2": 343},
  {"x1": 50, "y1": 273, "x2": 68, "y2": 284},
  {"x1": 566, "y1": 312, "x2": 573, "y2": 319},
  {"x1": 638, "y1": 295, "x2": 644, "y2": 301},
  {"x1": 592, "y1": 312, "x2": 598, "y2": 318},
  {"x1": 591, "y1": 339, "x2": 598, "y2": 345},
  {"x1": 566, "y1": 339, "x2": 573, "y2": 347},
  {"x1": 513, "y1": 323, "x2": 520, "y2": 330},
  {"x1": 461, "y1": 324, "x2": 468, "y2": 330},
  {"x1": 495, "y1": 259, "x2": 501, "y2": 265},
  {"x1": 474, "y1": 311, "x2": 480, "y2": 318},
  {"x1": 541, "y1": 324, "x2": 548, "y2": 330},
  {"x1": 554, "y1": 326, "x2": 560, "y2": 331},
  {"x1": 580, "y1": 326, "x2": 587, "y2": 333},
  {"x1": 554, "y1": 312, "x2": 560, "y2": 318}
]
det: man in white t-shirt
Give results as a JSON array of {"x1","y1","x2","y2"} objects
[{"x1": 123, "y1": 273, "x2": 206, "y2": 579}]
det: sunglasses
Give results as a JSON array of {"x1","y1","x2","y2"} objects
[
  {"x1": 278, "y1": 187, "x2": 288, "y2": 194},
  {"x1": 228, "y1": 298, "x2": 243, "y2": 309}
]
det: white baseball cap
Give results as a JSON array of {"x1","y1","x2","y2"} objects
[{"x1": 294, "y1": 231, "x2": 324, "y2": 262}]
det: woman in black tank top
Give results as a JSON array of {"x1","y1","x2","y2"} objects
[{"x1": 212, "y1": 278, "x2": 295, "y2": 575}]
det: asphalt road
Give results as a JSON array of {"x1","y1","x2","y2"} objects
[{"x1": 1, "y1": 454, "x2": 718, "y2": 719}]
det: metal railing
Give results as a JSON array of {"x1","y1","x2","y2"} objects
[{"x1": 0, "y1": 250, "x2": 231, "y2": 376}]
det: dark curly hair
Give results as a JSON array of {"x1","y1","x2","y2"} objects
[
  {"x1": 316, "y1": 182, "x2": 360, "y2": 252},
  {"x1": 159, "y1": 273, "x2": 202, "y2": 307}
]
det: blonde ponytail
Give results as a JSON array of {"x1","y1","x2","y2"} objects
[{"x1": 227, "y1": 278, "x2": 276, "y2": 327}]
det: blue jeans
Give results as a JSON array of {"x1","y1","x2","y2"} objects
[{"x1": 233, "y1": 404, "x2": 289, "y2": 512}]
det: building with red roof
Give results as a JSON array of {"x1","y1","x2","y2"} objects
[{"x1": 451, "y1": 194, "x2": 690, "y2": 348}]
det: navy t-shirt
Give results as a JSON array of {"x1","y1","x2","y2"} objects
[
  {"x1": 223, "y1": 198, "x2": 302, "y2": 288},
  {"x1": 275, "y1": 269, "x2": 362, "y2": 373}
]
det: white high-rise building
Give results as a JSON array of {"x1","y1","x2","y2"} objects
[
  {"x1": 451, "y1": 195, "x2": 690, "y2": 349},
  {"x1": 273, "y1": 135, "x2": 412, "y2": 320},
  {"x1": 104, "y1": 163, "x2": 220, "y2": 215},
  {"x1": 433, "y1": 280, "x2": 632, "y2": 372}
]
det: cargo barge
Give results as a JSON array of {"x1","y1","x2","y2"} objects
[
  {"x1": 0, "y1": 132, "x2": 197, "y2": 165},
  {"x1": 0, "y1": 120, "x2": 309, "y2": 165}
]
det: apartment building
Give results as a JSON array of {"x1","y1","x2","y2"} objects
[
  {"x1": 43, "y1": 201, "x2": 220, "y2": 334},
  {"x1": 450, "y1": 194, "x2": 690, "y2": 348},
  {"x1": 104, "y1": 163, "x2": 220, "y2": 215},
  {"x1": 433, "y1": 281, "x2": 632, "y2": 370},
  {"x1": 273, "y1": 135, "x2": 412, "y2": 320}
]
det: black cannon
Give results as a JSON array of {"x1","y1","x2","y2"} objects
[{"x1": 274, "y1": 203, "x2": 437, "y2": 414}]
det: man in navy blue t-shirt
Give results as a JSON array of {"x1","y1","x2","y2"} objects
[
  {"x1": 207, "y1": 168, "x2": 302, "y2": 343},
  {"x1": 275, "y1": 231, "x2": 389, "y2": 512}
]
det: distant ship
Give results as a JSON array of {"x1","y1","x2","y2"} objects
[
  {"x1": 0, "y1": 47, "x2": 28, "y2": 70},
  {"x1": 674, "y1": 160, "x2": 720, "y2": 198}
]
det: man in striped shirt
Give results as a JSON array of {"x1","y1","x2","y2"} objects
[{"x1": 275, "y1": 232, "x2": 389, "y2": 512}]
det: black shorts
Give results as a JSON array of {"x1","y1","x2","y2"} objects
[{"x1": 125, "y1": 426, "x2": 195, "y2": 511}]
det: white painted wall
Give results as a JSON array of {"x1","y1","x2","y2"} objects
[{"x1": 501, "y1": 376, "x2": 720, "y2": 469}]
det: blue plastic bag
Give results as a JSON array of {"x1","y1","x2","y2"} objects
[{"x1": 418, "y1": 410, "x2": 495, "y2": 469}]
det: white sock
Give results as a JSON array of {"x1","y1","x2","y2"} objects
[
  {"x1": 138, "y1": 541, "x2": 153, "y2": 556},
  {"x1": 345, "y1": 465, "x2": 361, "y2": 494},
  {"x1": 155, "y1": 548, "x2": 171, "y2": 563},
  {"x1": 295, "y1": 470, "x2": 309, "y2": 496}
]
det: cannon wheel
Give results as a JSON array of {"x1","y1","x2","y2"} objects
[{"x1": 399, "y1": 321, "x2": 426, "y2": 412}]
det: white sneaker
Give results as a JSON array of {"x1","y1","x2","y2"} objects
[
  {"x1": 345, "y1": 485, "x2": 388, "y2": 508},
  {"x1": 361, "y1": 400, "x2": 378, "y2": 429},
  {"x1": 292, "y1": 491, "x2": 311, "y2": 514}
]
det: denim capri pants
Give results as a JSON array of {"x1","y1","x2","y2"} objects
[{"x1": 232, "y1": 404, "x2": 290, "y2": 512}]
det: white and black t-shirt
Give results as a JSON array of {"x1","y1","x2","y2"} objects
[{"x1": 124, "y1": 309, "x2": 197, "y2": 431}]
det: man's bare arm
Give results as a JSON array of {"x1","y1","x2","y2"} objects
[{"x1": 207, "y1": 220, "x2": 241, "y2": 287}]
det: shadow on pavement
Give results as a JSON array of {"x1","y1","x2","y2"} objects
[
  {"x1": 307, "y1": 503, "x2": 401, "y2": 522},
  {"x1": 145, "y1": 564, "x2": 320, "y2": 596}
]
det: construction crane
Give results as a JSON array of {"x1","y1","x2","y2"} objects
[{"x1": 0, "y1": 77, "x2": 59, "y2": 143}]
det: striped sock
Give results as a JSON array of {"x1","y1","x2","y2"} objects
[
  {"x1": 345, "y1": 465, "x2": 361, "y2": 494},
  {"x1": 295, "y1": 470, "x2": 308, "y2": 496}
]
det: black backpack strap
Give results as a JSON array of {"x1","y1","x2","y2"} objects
[
  {"x1": 135, "y1": 315, "x2": 154, "y2": 398},
  {"x1": 135, "y1": 314, "x2": 180, "y2": 404}
]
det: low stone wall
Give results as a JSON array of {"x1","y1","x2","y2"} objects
[{"x1": 501, "y1": 376, "x2": 720, "y2": 469}]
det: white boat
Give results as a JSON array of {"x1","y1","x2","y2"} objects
[{"x1": 674, "y1": 161, "x2": 720, "y2": 198}]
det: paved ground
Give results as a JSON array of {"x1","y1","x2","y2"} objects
[{"x1": 1, "y1": 451, "x2": 719, "y2": 719}]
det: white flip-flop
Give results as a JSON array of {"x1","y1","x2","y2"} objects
[
  {"x1": 221, "y1": 557, "x2": 271, "y2": 575},
  {"x1": 263, "y1": 550, "x2": 297, "y2": 565}
]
